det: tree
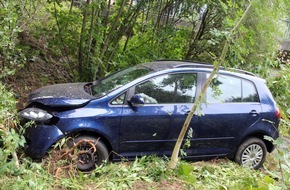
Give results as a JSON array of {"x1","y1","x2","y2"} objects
[{"x1": 168, "y1": 0, "x2": 290, "y2": 169}]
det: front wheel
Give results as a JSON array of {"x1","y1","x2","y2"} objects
[
  {"x1": 73, "y1": 136, "x2": 109, "y2": 171},
  {"x1": 235, "y1": 137, "x2": 267, "y2": 170}
]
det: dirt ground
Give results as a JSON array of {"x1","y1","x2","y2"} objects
[{"x1": 5, "y1": 58, "x2": 73, "y2": 109}]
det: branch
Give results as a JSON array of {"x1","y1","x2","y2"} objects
[{"x1": 58, "y1": 139, "x2": 98, "y2": 160}]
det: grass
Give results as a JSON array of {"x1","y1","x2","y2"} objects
[{"x1": 0, "y1": 143, "x2": 289, "y2": 190}]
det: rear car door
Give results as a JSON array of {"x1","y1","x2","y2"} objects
[{"x1": 195, "y1": 73, "x2": 262, "y2": 156}]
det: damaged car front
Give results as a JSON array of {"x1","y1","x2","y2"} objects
[
  {"x1": 18, "y1": 64, "x2": 153, "y2": 171},
  {"x1": 18, "y1": 83, "x2": 94, "y2": 159}
]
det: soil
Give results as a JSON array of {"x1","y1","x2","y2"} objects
[{"x1": 5, "y1": 57, "x2": 73, "y2": 109}]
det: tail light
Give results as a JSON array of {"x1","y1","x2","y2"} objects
[{"x1": 275, "y1": 107, "x2": 281, "y2": 120}]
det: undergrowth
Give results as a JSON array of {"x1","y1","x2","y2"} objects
[{"x1": 0, "y1": 151, "x2": 289, "y2": 190}]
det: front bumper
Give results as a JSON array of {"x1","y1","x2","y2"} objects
[{"x1": 24, "y1": 124, "x2": 64, "y2": 159}]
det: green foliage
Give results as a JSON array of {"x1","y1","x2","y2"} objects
[
  {"x1": 0, "y1": 0, "x2": 26, "y2": 79},
  {"x1": 0, "y1": 161, "x2": 55, "y2": 190},
  {"x1": 218, "y1": 0, "x2": 287, "y2": 76},
  {"x1": 0, "y1": 155, "x2": 171, "y2": 190},
  {"x1": 264, "y1": 136, "x2": 290, "y2": 189},
  {"x1": 1, "y1": 155, "x2": 290, "y2": 189},
  {"x1": 3, "y1": 0, "x2": 286, "y2": 82},
  {"x1": 177, "y1": 162, "x2": 196, "y2": 184},
  {"x1": 45, "y1": 1, "x2": 83, "y2": 56},
  {"x1": 0, "y1": 0, "x2": 289, "y2": 189},
  {"x1": 268, "y1": 65, "x2": 290, "y2": 116},
  {"x1": 176, "y1": 159, "x2": 288, "y2": 189},
  {"x1": 0, "y1": 82, "x2": 26, "y2": 185},
  {"x1": 92, "y1": 156, "x2": 169, "y2": 189}
]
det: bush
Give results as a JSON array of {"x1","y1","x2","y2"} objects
[{"x1": 0, "y1": 82, "x2": 25, "y2": 174}]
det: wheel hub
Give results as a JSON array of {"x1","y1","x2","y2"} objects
[
  {"x1": 78, "y1": 145, "x2": 97, "y2": 165},
  {"x1": 242, "y1": 144, "x2": 263, "y2": 168},
  {"x1": 79, "y1": 153, "x2": 93, "y2": 164}
]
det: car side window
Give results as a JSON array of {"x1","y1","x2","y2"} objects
[
  {"x1": 111, "y1": 93, "x2": 126, "y2": 105},
  {"x1": 135, "y1": 73, "x2": 197, "y2": 104},
  {"x1": 206, "y1": 74, "x2": 259, "y2": 103},
  {"x1": 242, "y1": 80, "x2": 259, "y2": 102}
]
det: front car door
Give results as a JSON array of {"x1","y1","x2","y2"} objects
[{"x1": 119, "y1": 72, "x2": 199, "y2": 159}]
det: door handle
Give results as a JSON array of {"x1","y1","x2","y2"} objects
[{"x1": 249, "y1": 110, "x2": 259, "y2": 116}]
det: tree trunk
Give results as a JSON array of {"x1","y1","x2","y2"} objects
[
  {"x1": 100, "y1": 0, "x2": 126, "y2": 61},
  {"x1": 78, "y1": 0, "x2": 91, "y2": 77},
  {"x1": 184, "y1": 8, "x2": 208, "y2": 60}
]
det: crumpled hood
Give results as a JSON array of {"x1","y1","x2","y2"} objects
[{"x1": 29, "y1": 83, "x2": 94, "y2": 107}]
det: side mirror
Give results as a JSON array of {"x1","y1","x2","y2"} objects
[{"x1": 128, "y1": 94, "x2": 145, "y2": 107}]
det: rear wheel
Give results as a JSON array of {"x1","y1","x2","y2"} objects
[
  {"x1": 235, "y1": 137, "x2": 267, "y2": 170},
  {"x1": 73, "y1": 136, "x2": 109, "y2": 171}
]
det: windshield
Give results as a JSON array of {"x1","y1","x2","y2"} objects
[{"x1": 91, "y1": 65, "x2": 152, "y2": 97}]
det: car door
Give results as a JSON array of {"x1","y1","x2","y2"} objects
[
  {"x1": 194, "y1": 74, "x2": 262, "y2": 156},
  {"x1": 119, "y1": 72, "x2": 199, "y2": 158}
]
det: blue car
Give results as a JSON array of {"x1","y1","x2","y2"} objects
[{"x1": 19, "y1": 61, "x2": 280, "y2": 171}]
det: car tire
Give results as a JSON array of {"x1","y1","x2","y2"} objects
[
  {"x1": 74, "y1": 136, "x2": 109, "y2": 171},
  {"x1": 235, "y1": 137, "x2": 267, "y2": 170}
]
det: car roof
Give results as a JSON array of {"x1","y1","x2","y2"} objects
[{"x1": 140, "y1": 60, "x2": 257, "y2": 77}]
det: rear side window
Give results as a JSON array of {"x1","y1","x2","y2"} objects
[{"x1": 206, "y1": 74, "x2": 259, "y2": 103}]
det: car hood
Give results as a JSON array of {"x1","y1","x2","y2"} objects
[{"x1": 28, "y1": 83, "x2": 94, "y2": 107}]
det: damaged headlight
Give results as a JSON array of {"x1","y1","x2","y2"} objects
[{"x1": 18, "y1": 108, "x2": 53, "y2": 122}]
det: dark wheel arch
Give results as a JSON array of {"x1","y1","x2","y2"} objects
[{"x1": 238, "y1": 133, "x2": 275, "y2": 153}]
